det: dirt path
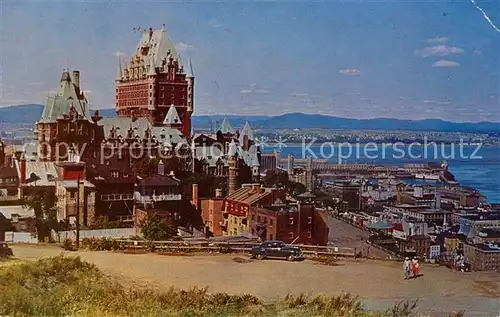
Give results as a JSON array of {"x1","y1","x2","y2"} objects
[{"x1": 10, "y1": 244, "x2": 500, "y2": 316}]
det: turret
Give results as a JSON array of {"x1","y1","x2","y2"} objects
[
  {"x1": 186, "y1": 58, "x2": 194, "y2": 113},
  {"x1": 115, "y1": 56, "x2": 123, "y2": 82},
  {"x1": 227, "y1": 140, "x2": 239, "y2": 194},
  {"x1": 72, "y1": 70, "x2": 80, "y2": 88},
  {"x1": 147, "y1": 55, "x2": 156, "y2": 111}
]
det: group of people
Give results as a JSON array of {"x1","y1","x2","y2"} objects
[{"x1": 403, "y1": 256, "x2": 420, "y2": 280}]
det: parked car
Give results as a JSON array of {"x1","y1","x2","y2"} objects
[{"x1": 250, "y1": 240, "x2": 304, "y2": 261}]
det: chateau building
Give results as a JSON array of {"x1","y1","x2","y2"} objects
[
  {"x1": 16, "y1": 25, "x2": 260, "y2": 223},
  {"x1": 115, "y1": 25, "x2": 194, "y2": 137}
]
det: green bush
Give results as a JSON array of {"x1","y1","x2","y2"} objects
[
  {"x1": 80, "y1": 237, "x2": 124, "y2": 251},
  {"x1": 0, "y1": 244, "x2": 13, "y2": 258},
  {"x1": 61, "y1": 238, "x2": 76, "y2": 251}
]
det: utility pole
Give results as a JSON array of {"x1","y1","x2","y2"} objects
[{"x1": 75, "y1": 176, "x2": 80, "y2": 249}]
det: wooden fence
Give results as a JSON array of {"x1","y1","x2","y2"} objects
[{"x1": 113, "y1": 239, "x2": 356, "y2": 257}]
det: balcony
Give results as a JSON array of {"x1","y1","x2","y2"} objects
[
  {"x1": 100, "y1": 193, "x2": 135, "y2": 201},
  {"x1": 135, "y1": 193, "x2": 182, "y2": 204}
]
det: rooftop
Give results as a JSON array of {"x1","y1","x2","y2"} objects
[
  {"x1": 226, "y1": 186, "x2": 283, "y2": 206},
  {"x1": 461, "y1": 213, "x2": 500, "y2": 221},
  {"x1": 466, "y1": 242, "x2": 500, "y2": 252}
]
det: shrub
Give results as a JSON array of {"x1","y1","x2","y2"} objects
[
  {"x1": 61, "y1": 238, "x2": 76, "y2": 251},
  {"x1": 80, "y1": 237, "x2": 124, "y2": 251},
  {"x1": 0, "y1": 244, "x2": 13, "y2": 258},
  {"x1": 141, "y1": 213, "x2": 176, "y2": 241}
]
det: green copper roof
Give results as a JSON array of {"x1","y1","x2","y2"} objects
[
  {"x1": 135, "y1": 27, "x2": 178, "y2": 68},
  {"x1": 40, "y1": 70, "x2": 89, "y2": 122},
  {"x1": 238, "y1": 121, "x2": 254, "y2": 144},
  {"x1": 163, "y1": 104, "x2": 182, "y2": 125},
  {"x1": 219, "y1": 117, "x2": 234, "y2": 134}
]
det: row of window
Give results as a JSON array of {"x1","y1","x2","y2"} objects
[
  {"x1": 0, "y1": 177, "x2": 16, "y2": 184},
  {"x1": 117, "y1": 85, "x2": 148, "y2": 93}
]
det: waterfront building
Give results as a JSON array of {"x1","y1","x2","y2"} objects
[
  {"x1": 459, "y1": 213, "x2": 500, "y2": 238},
  {"x1": 330, "y1": 180, "x2": 361, "y2": 212},
  {"x1": 463, "y1": 242, "x2": 500, "y2": 271}
]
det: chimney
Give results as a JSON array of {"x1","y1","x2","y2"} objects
[
  {"x1": 72, "y1": 70, "x2": 80, "y2": 88},
  {"x1": 149, "y1": 27, "x2": 153, "y2": 40},
  {"x1": 192, "y1": 184, "x2": 199, "y2": 210},
  {"x1": 20, "y1": 155, "x2": 26, "y2": 184},
  {"x1": 215, "y1": 188, "x2": 223, "y2": 198},
  {"x1": 158, "y1": 160, "x2": 165, "y2": 175}
]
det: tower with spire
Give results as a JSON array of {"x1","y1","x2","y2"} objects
[{"x1": 115, "y1": 24, "x2": 194, "y2": 139}]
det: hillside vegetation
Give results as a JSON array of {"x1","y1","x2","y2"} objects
[{"x1": 0, "y1": 256, "x2": 465, "y2": 317}]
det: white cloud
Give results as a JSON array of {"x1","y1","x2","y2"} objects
[
  {"x1": 339, "y1": 68, "x2": 361, "y2": 76},
  {"x1": 474, "y1": 49, "x2": 482, "y2": 55},
  {"x1": 414, "y1": 45, "x2": 464, "y2": 57},
  {"x1": 113, "y1": 51, "x2": 126, "y2": 57},
  {"x1": 292, "y1": 93, "x2": 309, "y2": 97},
  {"x1": 254, "y1": 89, "x2": 268, "y2": 94},
  {"x1": 175, "y1": 42, "x2": 195, "y2": 51},
  {"x1": 427, "y1": 37, "x2": 449, "y2": 44},
  {"x1": 249, "y1": 84, "x2": 257, "y2": 88},
  {"x1": 432, "y1": 60, "x2": 460, "y2": 68},
  {"x1": 84, "y1": 90, "x2": 92, "y2": 95},
  {"x1": 208, "y1": 19, "x2": 224, "y2": 29},
  {"x1": 240, "y1": 89, "x2": 252, "y2": 94}
]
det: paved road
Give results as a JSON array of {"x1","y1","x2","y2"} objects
[
  {"x1": 10, "y1": 244, "x2": 500, "y2": 316},
  {"x1": 327, "y1": 216, "x2": 390, "y2": 259}
]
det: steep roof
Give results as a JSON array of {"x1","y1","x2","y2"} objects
[
  {"x1": 135, "y1": 26, "x2": 178, "y2": 68},
  {"x1": 163, "y1": 105, "x2": 182, "y2": 125},
  {"x1": 14, "y1": 161, "x2": 58, "y2": 187},
  {"x1": 226, "y1": 186, "x2": 271, "y2": 205},
  {"x1": 40, "y1": 70, "x2": 89, "y2": 122},
  {"x1": 238, "y1": 121, "x2": 254, "y2": 144},
  {"x1": 219, "y1": 117, "x2": 234, "y2": 134}
]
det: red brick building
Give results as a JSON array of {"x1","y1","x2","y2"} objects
[
  {"x1": 115, "y1": 25, "x2": 194, "y2": 137},
  {"x1": 251, "y1": 204, "x2": 329, "y2": 245}
]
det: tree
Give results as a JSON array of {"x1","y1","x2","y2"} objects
[
  {"x1": 263, "y1": 170, "x2": 289, "y2": 188},
  {"x1": 22, "y1": 189, "x2": 59, "y2": 242},
  {"x1": 140, "y1": 213, "x2": 177, "y2": 241},
  {"x1": 262, "y1": 170, "x2": 306, "y2": 198},
  {"x1": 136, "y1": 157, "x2": 159, "y2": 178}
]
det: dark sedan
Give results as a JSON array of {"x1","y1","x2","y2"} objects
[{"x1": 250, "y1": 240, "x2": 304, "y2": 261}]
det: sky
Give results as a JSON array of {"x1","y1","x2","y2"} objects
[{"x1": 0, "y1": 0, "x2": 499, "y2": 122}]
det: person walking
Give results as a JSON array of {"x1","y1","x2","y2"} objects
[
  {"x1": 403, "y1": 257, "x2": 411, "y2": 280},
  {"x1": 412, "y1": 257, "x2": 420, "y2": 278}
]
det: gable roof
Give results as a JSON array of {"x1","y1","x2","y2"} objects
[
  {"x1": 219, "y1": 117, "x2": 234, "y2": 134},
  {"x1": 40, "y1": 70, "x2": 89, "y2": 122},
  {"x1": 238, "y1": 121, "x2": 254, "y2": 144},
  {"x1": 135, "y1": 27, "x2": 178, "y2": 68},
  {"x1": 163, "y1": 105, "x2": 182, "y2": 125},
  {"x1": 226, "y1": 186, "x2": 271, "y2": 205}
]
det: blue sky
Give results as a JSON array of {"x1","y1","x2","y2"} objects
[{"x1": 1, "y1": 0, "x2": 499, "y2": 122}]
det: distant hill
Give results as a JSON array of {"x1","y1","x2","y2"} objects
[
  {"x1": 1, "y1": 105, "x2": 498, "y2": 133},
  {"x1": 0, "y1": 104, "x2": 117, "y2": 124}
]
